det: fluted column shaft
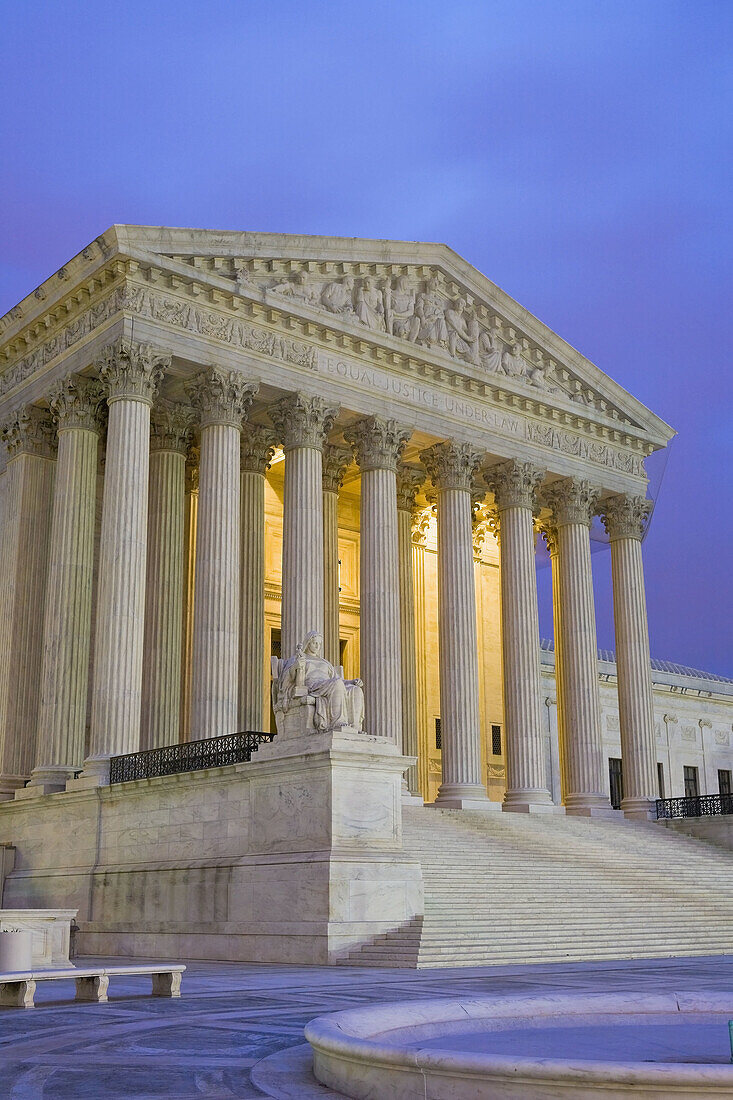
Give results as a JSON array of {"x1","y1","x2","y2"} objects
[
  {"x1": 543, "y1": 477, "x2": 615, "y2": 816},
  {"x1": 239, "y1": 427, "x2": 275, "y2": 732},
  {"x1": 601, "y1": 495, "x2": 657, "y2": 819},
  {"x1": 0, "y1": 408, "x2": 56, "y2": 797},
  {"x1": 346, "y1": 418, "x2": 410, "y2": 745},
  {"x1": 140, "y1": 405, "x2": 191, "y2": 750},
  {"x1": 322, "y1": 445, "x2": 351, "y2": 666},
  {"x1": 412, "y1": 510, "x2": 430, "y2": 799},
  {"x1": 187, "y1": 368, "x2": 257, "y2": 740},
  {"x1": 487, "y1": 460, "x2": 555, "y2": 813},
  {"x1": 179, "y1": 449, "x2": 198, "y2": 741},
  {"x1": 32, "y1": 379, "x2": 103, "y2": 788},
  {"x1": 396, "y1": 466, "x2": 423, "y2": 794},
  {"x1": 269, "y1": 394, "x2": 337, "y2": 657},
  {"x1": 422, "y1": 441, "x2": 490, "y2": 807},
  {"x1": 545, "y1": 530, "x2": 570, "y2": 801}
]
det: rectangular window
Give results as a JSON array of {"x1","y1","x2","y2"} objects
[
  {"x1": 718, "y1": 769, "x2": 732, "y2": 797},
  {"x1": 657, "y1": 762, "x2": 665, "y2": 800},
  {"x1": 434, "y1": 718, "x2": 442, "y2": 751},
  {"x1": 608, "y1": 757, "x2": 624, "y2": 810},
  {"x1": 491, "y1": 724, "x2": 502, "y2": 756},
  {"x1": 683, "y1": 766, "x2": 699, "y2": 799}
]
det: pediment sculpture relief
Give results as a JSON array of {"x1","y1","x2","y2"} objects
[
  {"x1": 259, "y1": 268, "x2": 599, "y2": 409},
  {"x1": 271, "y1": 630, "x2": 365, "y2": 739}
]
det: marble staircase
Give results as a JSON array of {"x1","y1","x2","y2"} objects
[{"x1": 342, "y1": 806, "x2": 733, "y2": 968}]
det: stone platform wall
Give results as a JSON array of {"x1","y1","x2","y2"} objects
[{"x1": 0, "y1": 734, "x2": 423, "y2": 963}]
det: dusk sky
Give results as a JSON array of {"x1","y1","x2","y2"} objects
[{"x1": 2, "y1": 1, "x2": 731, "y2": 676}]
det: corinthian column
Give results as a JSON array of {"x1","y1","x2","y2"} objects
[
  {"x1": 0, "y1": 407, "x2": 56, "y2": 798},
  {"x1": 140, "y1": 402, "x2": 193, "y2": 750},
  {"x1": 600, "y1": 493, "x2": 657, "y2": 819},
  {"x1": 268, "y1": 393, "x2": 337, "y2": 657},
  {"x1": 486, "y1": 459, "x2": 556, "y2": 813},
  {"x1": 542, "y1": 477, "x2": 615, "y2": 816},
  {"x1": 239, "y1": 425, "x2": 276, "y2": 732},
  {"x1": 396, "y1": 464, "x2": 424, "y2": 795},
  {"x1": 421, "y1": 440, "x2": 491, "y2": 808},
  {"x1": 29, "y1": 379, "x2": 104, "y2": 792},
  {"x1": 345, "y1": 418, "x2": 410, "y2": 745},
  {"x1": 85, "y1": 341, "x2": 167, "y2": 775},
  {"x1": 186, "y1": 368, "x2": 258, "y2": 740},
  {"x1": 322, "y1": 444, "x2": 351, "y2": 666},
  {"x1": 179, "y1": 446, "x2": 198, "y2": 741}
]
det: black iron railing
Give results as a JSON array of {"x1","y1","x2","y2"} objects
[
  {"x1": 109, "y1": 731, "x2": 275, "y2": 784},
  {"x1": 655, "y1": 793, "x2": 733, "y2": 820}
]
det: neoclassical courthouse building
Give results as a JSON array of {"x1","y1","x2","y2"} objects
[{"x1": 0, "y1": 227, "x2": 731, "y2": 967}]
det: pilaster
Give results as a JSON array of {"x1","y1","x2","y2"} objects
[{"x1": 395, "y1": 464, "x2": 425, "y2": 798}]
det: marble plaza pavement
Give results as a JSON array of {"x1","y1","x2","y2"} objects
[{"x1": 0, "y1": 955, "x2": 732, "y2": 1098}]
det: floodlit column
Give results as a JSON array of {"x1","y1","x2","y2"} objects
[
  {"x1": 396, "y1": 464, "x2": 424, "y2": 795},
  {"x1": 140, "y1": 402, "x2": 193, "y2": 750},
  {"x1": 411, "y1": 505, "x2": 431, "y2": 799},
  {"x1": 600, "y1": 493, "x2": 657, "y2": 820},
  {"x1": 421, "y1": 440, "x2": 491, "y2": 808},
  {"x1": 186, "y1": 368, "x2": 258, "y2": 740},
  {"x1": 0, "y1": 408, "x2": 56, "y2": 798},
  {"x1": 322, "y1": 444, "x2": 351, "y2": 666},
  {"x1": 239, "y1": 425, "x2": 276, "y2": 732},
  {"x1": 487, "y1": 459, "x2": 556, "y2": 813},
  {"x1": 269, "y1": 393, "x2": 337, "y2": 657},
  {"x1": 179, "y1": 446, "x2": 198, "y2": 742},
  {"x1": 87, "y1": 341, "x2": 168, "y2": 773},
  {"x1": 542, "y1": 525, "x2": 570, "y2": 801},
  {"x1": 30, "y1": 378, "x2": 104, "y2": 791},
  {"x1": 346, "y1": 418, "x2": 409, "y2": 744},
  {"x1": 542, "y1": 477, "x2": 615, "y2": 816}
]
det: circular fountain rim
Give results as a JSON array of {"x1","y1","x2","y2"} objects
[{"x1": 305, "y1": 991, "x2": 733, "y2": 1095}]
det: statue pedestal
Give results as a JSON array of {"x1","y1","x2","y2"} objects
[{"x1": 248, "y1": 731, "x2": 423, "y2": 961}]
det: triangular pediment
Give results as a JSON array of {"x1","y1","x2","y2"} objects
[{"x1": 0, "y1": 226, "x2": 675, "y2": 448}]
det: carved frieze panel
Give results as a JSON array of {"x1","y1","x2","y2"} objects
[{"x1": 165, "y1": 255, "x2": 632, "y2": 423}]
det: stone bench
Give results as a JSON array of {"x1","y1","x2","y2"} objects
[{"x1": 0, "y1": 964, "x2": 185, "y2": 1008}]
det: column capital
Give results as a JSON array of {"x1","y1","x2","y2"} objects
[
  {"x1": 186, "y1": 366, "x2": 258, "y2": 429},
  {"x1": 97, "y1": 339, "x2": 169, "y2": 405},
  {"x1": 541, "y1": 477, "x2": 600, "y2": 527},
  {"x1": 486, "y1": 458, "x2": 545, "y2": 511},
  {"x1": 345, "y1": 416, "x2": 410, "y2": 472},
  {"x1": 268, "y1": 392, "x2": 338, "y2": 450},
  {"x1": 395, "y1": 464, "x2": 424, "y2": 511},
  {"x1": 540, "y1": 523, "x2": 559, "y2": 557},
  {"x1": 1, "y1": 405, "x2": 56, "y2": 459},
  {"x1": 49, "y1": 375, "x2": 105, "y2": 434},
  {"x1": 420, "y1": 439, "x2": 483, "y2": 491},
  {"x1": 322, "y1": 443, "x2": 352, "y2": 492},
  {"x1": 598, "y1": 493, "x2": 652, "y2": 541},
  {"x1": 240, "y1": 424, "x2": 277, "y2": 474},
  {"x1": 411, "y1": 505, "x2": 432, "y2": 546},
  {"x1": 150, "y1": 401, "x2": 195, "y2": 454}
]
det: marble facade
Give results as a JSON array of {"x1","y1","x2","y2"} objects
[{"x1": 0, "y1": 227, "x2": 729, "y2": 961}]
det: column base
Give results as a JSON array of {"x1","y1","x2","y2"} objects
[
  {"x1": 502, "y1": 790, "x2": 565, "y2": 815},
  {"x1": 621, "y1": 797, "x2": 657, "y2": 822},
  {"x1": 433, "y1": 783, "x2": 499, "y2": 811},
  {"x1": 65, "y1": 755, "x2": 112, "y2": 791},
  {"x1": 15, "y1": 766, "x2": 76, "y2": 799},
  {"x1": 0, "y1": 775, "x2": 28, "y2": 802},
  {"x1": 564, "y1": 793, "x2": 624, "y2": 820}
]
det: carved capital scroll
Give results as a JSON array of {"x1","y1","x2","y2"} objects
[
  {"x1": 486, "y1": 457, "x2": 545, "y2": 511},
  {"x1": 420, "y1": 439, "x2": 484, "y2": 492},
  {"x1": 345, "y1": 416, "x2": 411, "y2": 473},
  {"x1": 1, "y1": 405, "x2": 56, "y2": 459},
  {"x1": 597, "y1": 493, "x2": 652, "y2": 541},
  {"x1": 240, "y1": 424, "x2": 277, "y2": 475},
  {"x1": 49, "y1": 375, "x2": 105, "y2": 434},
  {"x1": 186, "y1": 366, "x2": 258, "y2": 430},
  {"x1": 395, "y1": 464, "x2": 424, "y2": 511},
  {"x1": 150, "y1": 401, "x2": 195, "y2": 454},
  {"x1": 268, "y1": 392, "x2": 338, "y2": 451},
  {"x1": 97, "y1": 339, "x2": 169, "y2": 405},
  {"x1": 321, "y1": 443, "x2": 352, "y2": 493},
  {"x1": 541, "y1": 476, "x2": 600, "y2": 527}
]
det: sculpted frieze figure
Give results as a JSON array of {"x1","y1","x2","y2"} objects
[
  {"x1": 355, "y1": 276, "x2": 385, "y2": 331},
  {"x1": 445, "y1": 299, "x2": 480, "y2": 364},
  {"x1": 478, "y1": 327, "x2": 504, "y2": 373},
  {"x1": 321, "y1": 276, "x2": 356, "y2": 319},
  {"x1": 269, "y1": 270, "x2": 321, "y2": 308},
  {"x1": 415, "y1": 275, "x2": 448, "y2": 349},
  {"x1": 385, "y1": 276, "x2": 419, "y2": 341},
  {"x1": 271, "y1": 630, "x2": 365, "y2": 736}
]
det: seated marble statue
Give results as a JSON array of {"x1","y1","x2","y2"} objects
[{"x1": 272, "y1": 631, "x2": 365, "y2": 735}]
